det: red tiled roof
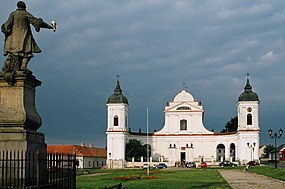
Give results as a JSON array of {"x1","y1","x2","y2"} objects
[{"x1": 47, "y1": 145, "x2": 106, "y2": 158}]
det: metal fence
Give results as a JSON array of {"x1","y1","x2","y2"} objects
[{"x1": 0, "y1": 151, "x2": 76, "y2": 189}]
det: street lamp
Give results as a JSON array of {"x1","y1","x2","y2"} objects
[
  {"x1": 268, "y1": 128, "x2": 283, "y2": 168},
  {"x1": 247, "y1": 142, "x2": 256, "y2": 161}
]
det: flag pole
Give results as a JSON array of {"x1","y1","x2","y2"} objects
[{"x1": 147, "y1": 107, "x2": 149, "y2": 175}]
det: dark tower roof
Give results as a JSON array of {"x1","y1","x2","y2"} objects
[
  {"x1": 238, "y1": 78, "x2": 259, "y2": 102},
  {"x1": 107, "y1": 79, "x2": 129, "y2": 104}
]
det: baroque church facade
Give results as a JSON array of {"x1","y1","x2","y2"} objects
[{"x1": 106, "y1": 78, "x2": 260, "y2": 169}]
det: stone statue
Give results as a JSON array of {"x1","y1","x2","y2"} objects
[{"x1": 1, "y1": 1, "x2": 55, "y2": 84}]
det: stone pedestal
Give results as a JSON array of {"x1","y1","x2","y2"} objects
[
  {"x1": 0, "y1": 72, "x2": 47, "y2": 186},
  {"x1": 0, "y1": 72, "x2": 46, "y2": 154}
]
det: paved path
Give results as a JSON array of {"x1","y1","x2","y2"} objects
[{"x1": 218, "y1": 169, "x2": 285, "y2": 189}]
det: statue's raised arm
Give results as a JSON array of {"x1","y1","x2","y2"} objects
[{"x1": 1, "y1": 1, "x2": 55, "y2": 84}]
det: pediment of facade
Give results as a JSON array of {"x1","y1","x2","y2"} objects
[{"x1": 165, "y1": 101, "x2": 202, "y2": 112}]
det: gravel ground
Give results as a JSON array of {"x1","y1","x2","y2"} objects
[{"x1": 218, "y1": 169, "x2": 285, "y2": 189}]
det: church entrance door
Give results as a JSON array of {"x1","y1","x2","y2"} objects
[{"x1": 180, "y1": 152, "x2": 186, "y2": 162}]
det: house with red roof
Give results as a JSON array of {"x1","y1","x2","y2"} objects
[{"x1": 47, "y1": 143, "x2": 107, "y2": 169}]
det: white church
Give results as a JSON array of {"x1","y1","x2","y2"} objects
[{"x1": 106, "y1": 78, "x2": 260, "y2": 169}]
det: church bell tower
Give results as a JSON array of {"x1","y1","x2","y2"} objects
[
  {"x1": 106, "y1": 77, "x2": 129, "y2": 169},
  {"x1": 237, "y1": 77, "x2": 260, "y2": 163}
]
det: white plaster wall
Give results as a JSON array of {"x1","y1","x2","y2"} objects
[
  {"x1": 107, "y1": 104, "x2": 128, "y2": 131},
  {"x1": 158, "y1": 112, "x2": 212, "y2": 134},
  {"x1": 81, "y1": 157, "x2": 106, "y2": 168},
  {"x1": 83, "y1": 157, "x2": 94, "y2": 168},
  {"x1": 237, "y1": 131, "x2": 259, "y2": 164},
  {"x1": 129, "y1": 133, "x2": 244, "y2": 166},
  {"x1": 107, "y1": 132, "x2": 126, "y2": 161},
  {"x1": 237, "y1": 101, "x2": 259, "y2": 131}
]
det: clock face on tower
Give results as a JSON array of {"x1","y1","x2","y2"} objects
[{"x1": 247, "y1": 107, "x2": 252, "y2": 112}]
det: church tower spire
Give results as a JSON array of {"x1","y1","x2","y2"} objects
[
  {"x1": 238, "y1": 77, "x2": 259, "y2": 102},
  {"x1": 107, "y1": 76, "x2": 128, "y2": 105},
  {"x1": 114, "y1": 79, "x2": 122, "y2": 93},
  {"x1": 106, "y1": 77, "x2": 129, "y2": 168}
]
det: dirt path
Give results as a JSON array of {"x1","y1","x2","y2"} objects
[
  {"x1": 218, "y1": 169, "x2": 285, "y2": 189},
  {"x1": 77, "y1": 172, "x2": 109, "y2": 177}
]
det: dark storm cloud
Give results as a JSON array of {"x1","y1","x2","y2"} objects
[{"x1": 1, "y1": 1, "x2": 285, "y2": 146}]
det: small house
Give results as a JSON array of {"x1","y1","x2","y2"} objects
[{"x1": 47, "y1": 144, "x2": 107, "y2": 169}]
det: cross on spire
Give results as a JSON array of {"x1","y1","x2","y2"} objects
[{"x1": 182, "y1": 82, "x2": 188, "y2": 90}]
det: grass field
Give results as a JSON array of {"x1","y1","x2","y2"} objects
[
  {"x1": 76, "y1": 168, "x2": 231, "y2": 189},
  {"x1": 76, "y1": 166, "x2": 285, "y2": 189},
  {"x1": 248, "y1": 166, "x2": 285, "y2": 181}
]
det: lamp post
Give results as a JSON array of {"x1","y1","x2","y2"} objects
[
  {"x1": 268, "y1": 128, "x2": 283, "y2": 168},
  {"x1": 247, "y1": 142, "x2": 256, "y2": 161}
]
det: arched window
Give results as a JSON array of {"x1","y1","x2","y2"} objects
[
  {"x1": 180, "y1": 119, "x2": 187, "y2": 130},
  {"x1": 247, "y1": 114, "x2": 252, "y2": 125},
  {"x1": 114, "y1": 115, "x2": 119, "y2": 126}
]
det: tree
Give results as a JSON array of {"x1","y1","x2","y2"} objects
[
  {"x1": 221, "y1": 116, "x2": 238, "y2": 133},
  {"x1": 125, "y1": 139, "x2": 150, "y2": 161},
  {"x1": 264, "y1": 144, "x2": 275, "y2": 158}
]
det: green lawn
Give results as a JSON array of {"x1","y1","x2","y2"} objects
[
  {"x1": 76, "y1": 168, "x2": 231, "y2": 189},
  {"x1": 248, "y1": 166, "x2": 285, "y2": 181},
  {"x1": 76, "y1": 166, "x2": 285, "y2": 189}
]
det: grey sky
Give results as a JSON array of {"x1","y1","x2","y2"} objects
[{"x1": 1, "y1": 1, "x2": 285, "y2": 147}]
